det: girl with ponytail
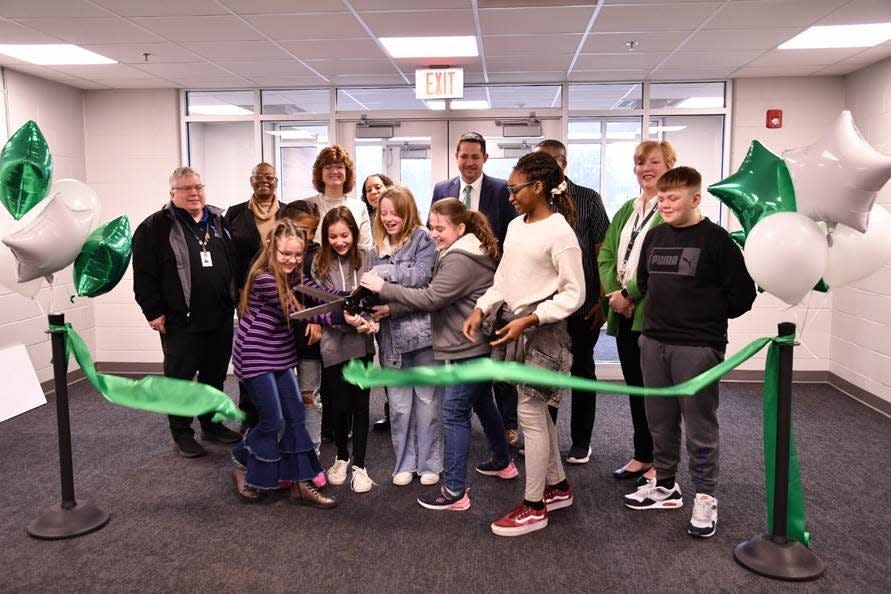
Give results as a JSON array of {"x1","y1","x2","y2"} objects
[{"x1": 361, "y1": 198, "x2": 516, "y2": 511}]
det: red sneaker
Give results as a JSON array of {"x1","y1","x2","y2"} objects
[
  {"x1": 544, "y1": 483, "x2": 574, "y2": 511},
  {"x1": 490, "y1": 502, "x2": 548, "y2": 537}
]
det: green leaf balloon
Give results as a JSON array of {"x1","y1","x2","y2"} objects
[
  {"x1": 708, "y1": 140, "x2": 796, "y2": 247},
  {"x1": 0, "y1": 120, "x2": 53, "y2": 220},
  {"x1": 73, "y1": 216, "x2": 132, "y2": 298}
]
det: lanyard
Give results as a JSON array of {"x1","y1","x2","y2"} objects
[
  {"x1": 185, "y1": 221, "x2": 211, "y2": 252},
  {"x1": 619, "y1": 202, "x2": 658, "y2": 278}
]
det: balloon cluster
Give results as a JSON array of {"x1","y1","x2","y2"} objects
[
  {"x1": 710, "y1": 111, "x2": 891, "y2": 305},
  {"x1": 0, "y1": 121, "x2": 132, "y2": 300}
]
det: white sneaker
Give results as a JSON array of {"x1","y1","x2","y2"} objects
[
  {"x1": 350, "y1": 466, "x2": 375, "y2": 493},
  {"x1": 688, "y1": 493, "x2": 718, "y2": 538},
  {"x1": 420, "y1": 473, "x2": 440, "y2": 486},
  {"x1": 623, "y1": 477, "x2": 683, "y2": 510},
  {"x1": 393, "y1": 471, "x2": 414, "y2": 486},
  {"x1": 327, "y1": 458, "x2": 349, "y2": 485}
]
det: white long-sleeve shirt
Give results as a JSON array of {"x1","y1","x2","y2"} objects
[
  {"x1": 476, "y1": 213, "x2": 585, "y2": 325},
  {"x1": 305, "y1": 193, "x2": 373, "y2": 253}
]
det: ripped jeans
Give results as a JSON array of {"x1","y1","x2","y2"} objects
[{"x1": 385, "y1": 346, "x2": 443, "y2": 477}]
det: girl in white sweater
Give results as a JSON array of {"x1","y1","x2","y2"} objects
[{"x1": 463, "y1": 151, "x2": 585, "y2": 537}]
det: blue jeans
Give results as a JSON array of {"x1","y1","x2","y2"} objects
[
  {"x1": 442, "y1": 357, "x2": 511, "y2": 494},
  {"x1": 386, "y1": 347, "x2": 443, "y2": 476},
  {"x1": 232, "y1": 369, "x2": 322, "y2": 490}
]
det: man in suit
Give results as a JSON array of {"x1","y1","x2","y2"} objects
[
  {"x1": 431, "y1": 131, "x2": 519, "y2": 446},
  {"x1": 535, "y1": 139, "x2": 611, "y2": 465},
  {"x1": 431, "y1": 131, "x2": 514, "y2": 246}
]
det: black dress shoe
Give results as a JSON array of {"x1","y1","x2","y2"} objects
[
  {"x1": 612, "y1": 462, "x2": 653, "y2": 480},
  {"x1": 372, "y1": 417, "x2": 390, "y2": 433},
  {"x1": 173, "y1": 434, "x2": 207, "y2": 458},
  {"x1": 202, "y1": 423, "x2": 242, "y2": 445}
]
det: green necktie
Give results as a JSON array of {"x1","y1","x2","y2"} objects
[{"x1": 463, "y1": 184, "x2": 472, "y2": 208}]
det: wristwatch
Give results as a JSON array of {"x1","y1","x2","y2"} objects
[{"x1": 620, "y1": 288, "x2": 630, "y2": 300}]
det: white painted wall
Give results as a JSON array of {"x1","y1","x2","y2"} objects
[
  {"x1": 0, "y1": 69, "x2": 92, "y2": 382},
  {"x1": 833, "y1": 57, "x2": 891, "y2": 403},
  {"x1": 82, "y1": 89, "x2": 181, "y2": 364}
]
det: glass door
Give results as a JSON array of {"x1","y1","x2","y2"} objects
[{"x1": 446, "y1": 118, "x2": 562, "y2": 181}]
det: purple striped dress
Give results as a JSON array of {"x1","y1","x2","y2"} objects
[{"x1": 233, "y1": 271, "x2": 298, "y2": 380}]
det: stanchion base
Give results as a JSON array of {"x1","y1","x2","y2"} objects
[
  {"x1": 27, "y1": 500, "x2": 110, "y2": 540},
  {"x1": 734, "y1": 533, "x2": 825, "y2": 581}
]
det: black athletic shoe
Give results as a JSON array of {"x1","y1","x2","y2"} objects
[
  {"x1": 201, "y1": 423, "x2": 242, "y2": 444},
  {"x1": 173, "y1": 434, "x2": 207, "y2": 458}
]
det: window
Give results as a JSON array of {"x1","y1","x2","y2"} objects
[{"x1": 261, "y1": 122, "x2": 329, "y2": 201}]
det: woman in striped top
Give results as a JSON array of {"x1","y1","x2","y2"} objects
[{"x1": 230, "y1": 219, "x2": 338, "y2": 508}]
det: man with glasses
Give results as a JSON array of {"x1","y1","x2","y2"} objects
[
  {"x1": 432, "y1": 132, "x2": 519, "y2": 446},
  {"x1": 133, "y1": 166, "x2": 241, "y2": 458},
  {"x1": 534, "y1": 140, "x2": 610, "y2": 465}
]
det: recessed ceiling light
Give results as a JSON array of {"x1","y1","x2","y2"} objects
[
  {"x1": 0, "y1": 44, "x2": 116, "y2": 65},
  {"x1": 451, "y1": 99, "x2": 490, "y2": 110},
  {"x1": 779, "y1": 23, "x2": 891, "y2": 49},
  {"x1": 380, "y1": 36, "x2": 478, "y2": 59},
  {"x1": 189, "y1": 104, "x2": 253, "y2": 116},
  {"x1": 676, "y1": 96, "x2": 724, "y2": 108}
]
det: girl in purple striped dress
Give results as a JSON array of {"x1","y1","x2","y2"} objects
[{"x1": 231, "y1": 219, "x2": 338, "y2": 508}]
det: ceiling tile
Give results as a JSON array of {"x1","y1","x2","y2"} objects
[
  {"x1": 568, "y1": 69, "x2": 650, "y2": 82},
  {"x1": 279, "y1": 38, "x2": 384, "y2": 60},
  {"x1": 304, "y1": 58, "x2": 402, "y2": 76},
  {"x1": 812, "y1": 64, "x2": 866, "y2": 76},
  {"x1": 574, "y1": 52, "x2": 666, "y2": 70},
  {"x1": 836, "y1": 43, "x2": 891, "y2": 65},
  {"x1": 351, "y1": 0, "x2": 469, "y2": 9},
  {"x1": 484, "y1": 34, "x2": 581, "y2": 56},
  {"x1": 487, "y1": 54, "x2": 573, "y2": 71},
  {"x1": 249, "y1": 75, "x2": 328, "y2": 86},
  {"x1": 136, "y1": 61, "x2": 251, "y2": 83},
  {"x1": 0, "y1": 20, "x2": 62, "y2": 43},
  {"x1": 732, "y1": 66, "x2": 820, "y2": 78},
  {"x1": 130, "y1": 16, "x2": 264, "y2": 42},
  {"x1": 0, "y1": 0, "x2": 108, "y2": 18},
  {"x1": 214, "y1": 60, "x2": 319, "y2": 78},
  {"x1": 583, "y1": 31, "x2": 691, "y2": 53},
  {"x1": 814, "y1": 0, "x2": 891, "y2": 25},
  {"x1": 479, "y1": 6, "x2": 597, "y2": 35},
  {"x1": 650, "y1": 69, "x2": 736, "y2": 81},
  {"x1": 48, "y1": 63, "x2": 158, "y2": 79},
  {"x1": 182, "y1": 41, "x2": 291, "y2": 60},
  {"x1": 91, "y1": 0, "x2": 229, "y2": 17},
  {"x1": 333, "y1": 74, "x2": 409, "y2": 85},
  {"x1": 16, "y1": 18, "x2": 164, "y2": 44},
  {"x1": 659, "y1": 51, "x2": 764, "y2": 70},
  {"x1": 220, "y1": 0, "x2": 350, "y2": 14},
  {"x1": 683, "y1": 28, "x2": 801, "y2": 52},
  {"x1": 593, "y1": 3, "x2": 721, "y2": 32},
  {"x1": 745, "y1": 48, "x2": 866, "y2": 67},
  {"x1": 88, "y1": 78, "x2": 176, "y2": 88},
  {"x1": 82, "y1": 43, "x2": 202, "y2": 64},
  {"x1": 360, "y1": 10, "x2": 476, "y2": 37},
  {"x1": 244, "y1": 14, "x2": 367, "y2": 40},
  {"x1": 487, "y1": 70, "x2": 565, "y2": 83},
  {"x1": 705, "y1": 0, "x2": 844, "y2": 30}
]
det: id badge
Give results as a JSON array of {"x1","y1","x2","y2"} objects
[{"x1": 200, "y1": 250, "x2": 213, "y2": 267}]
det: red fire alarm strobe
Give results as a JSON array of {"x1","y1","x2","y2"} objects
[{"x1": 766, "y1": 109, "x2": 783, "y2": 129}]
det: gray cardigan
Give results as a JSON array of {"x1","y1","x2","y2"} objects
[{"x1": 380, "y1": 233, "x2": 496, "y2": 361}]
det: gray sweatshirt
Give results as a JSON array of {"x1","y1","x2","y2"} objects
[{"x1": 380, "y1": 233, "x2": 496, "y2": 361}]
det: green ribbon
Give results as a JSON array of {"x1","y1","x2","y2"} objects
[
  {"x1": 50, "y1": 323, "x2": 244, "y2": 423},
  {"x1": 344, "y1": 333, "x2": 810, "y2": 546}
]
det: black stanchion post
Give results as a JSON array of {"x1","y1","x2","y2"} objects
[
  {"x1": 27, "y1": 313, "x2": 110, "y2": 540},
  {"x1": 733, "y1": 322, "x2": 824, "y2": 580}
]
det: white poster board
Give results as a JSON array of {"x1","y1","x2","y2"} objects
[{"x1": 0, "y1": 343, "x2": 46, "y2": 423}]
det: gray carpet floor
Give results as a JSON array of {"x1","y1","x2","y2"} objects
[{"x1": 0, "y1": 376, "x2": 888, "y2": 593}]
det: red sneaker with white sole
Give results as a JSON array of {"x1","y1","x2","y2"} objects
[{"x1": 490, "y1": 502, "x2": 548, "y2": 537}]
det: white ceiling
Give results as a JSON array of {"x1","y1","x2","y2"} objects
[{"x1": 0, "y1": 0, "x2": 889, "y2": 90}]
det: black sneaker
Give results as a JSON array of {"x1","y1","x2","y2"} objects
[
  {"x1": 201, "y1": 423, "x2": 242, "y2": 444},
  {"x1": 417, "y1": 486, "x2": 470, "y2": 511},
  {"x1": 173, "y1": 434, "x2": 207, "y2": 458},
  {"x1": 566, "y1": 445, "x2": 592, "y2": 464}
]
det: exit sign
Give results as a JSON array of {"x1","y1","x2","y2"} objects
[{"x1": 415, "y1": 68, "x2": 464, "y2": 100}]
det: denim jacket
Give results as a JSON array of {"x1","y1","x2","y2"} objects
[{"x1": 369, "y1": 227, "x2": 436, "y2": 365}]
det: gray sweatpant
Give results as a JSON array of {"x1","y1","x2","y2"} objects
[{"x1": 639, "y1": 335, "x2": 722, "y2": 495}]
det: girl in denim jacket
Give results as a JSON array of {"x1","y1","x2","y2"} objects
[{"x1": 368, "y1": 186, "x2": 442, "y2": 487}]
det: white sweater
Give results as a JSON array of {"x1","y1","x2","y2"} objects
[
  {"x1": 305, "y1": 193, "x2": 373, "y2": 253},
  {"x1": 476, "y1": 213, "x2": 585, "y2": 325}
]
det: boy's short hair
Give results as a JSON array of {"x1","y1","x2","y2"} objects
[
  {"x1": 279, "y1": 199, "x2": 320, "y2": 221},
  {"x1": 657, "y1": 166, "x2": 701, "y2": 193}
]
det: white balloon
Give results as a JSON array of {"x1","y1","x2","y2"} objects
[
  {"x1": 1, "y1": 193, "x2": 93, "y2": 282},
  {"x1": 744, "y1": 212, "x2": 828, "y2": 305},
  {"x1": 823, "y1": 205, "x2": 891, "y2": 288},
  {"x1": 0, "y1": 217, "x2": 42, "y2": 298},
  {"x1": 51, "y1": 178, "x2": 102, "y2": 231}
]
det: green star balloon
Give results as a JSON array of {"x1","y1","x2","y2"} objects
[
  {"x1": 709, "y1": 140, "x2": 797, "y2": 247},
  {"x1": 0, "y1": 120, "x2": 53, "y2": 220},
  {"x1": 73, "y1": 216, "x2": 132, "y2": 298}
]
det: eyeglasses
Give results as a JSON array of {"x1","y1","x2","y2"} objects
[
  {"x1": 251, "y1": 174, "x2": 277, "y2": 181},
  {"x1": 276, "y1": 248, "x2": 303, "y2": 262},
  {"x1": 506, "y1": 181, "x2": 536, "y2": 195},
  {"x1": 172, "y1": 184, "x2": 205, "y2": 192},
  {"x1": 323, "y1": 164, "x2": 346, "y2": 172}
]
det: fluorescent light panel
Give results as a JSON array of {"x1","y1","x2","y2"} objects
[
  {"x1": 779, "y1": 23, "x2": 891, "y2": 49},
  {"x1": 380, "y1": 36, "x2": 478, "y2": 58},
  {"x1": 0, "y1": 44, "x2": 116, "y2": 65}
]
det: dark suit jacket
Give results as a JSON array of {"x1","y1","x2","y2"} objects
[{"x1": 431, "y1": 174, "x2": 514, "y2": 246}]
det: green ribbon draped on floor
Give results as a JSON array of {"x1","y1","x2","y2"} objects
[
  {"x1": 50, "y1": 323, "x2": 244, "y2": 423},
  {"x1": 343, "y1": 334, "x2": 810, "y2": 546}
]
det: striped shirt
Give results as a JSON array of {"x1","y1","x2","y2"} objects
[
  {"x1": 566, "y1": 178, "x2": 611, "y2": 319},
  {"x1": 233, "y1": 271, "x2": 298, "y2": 380}
]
